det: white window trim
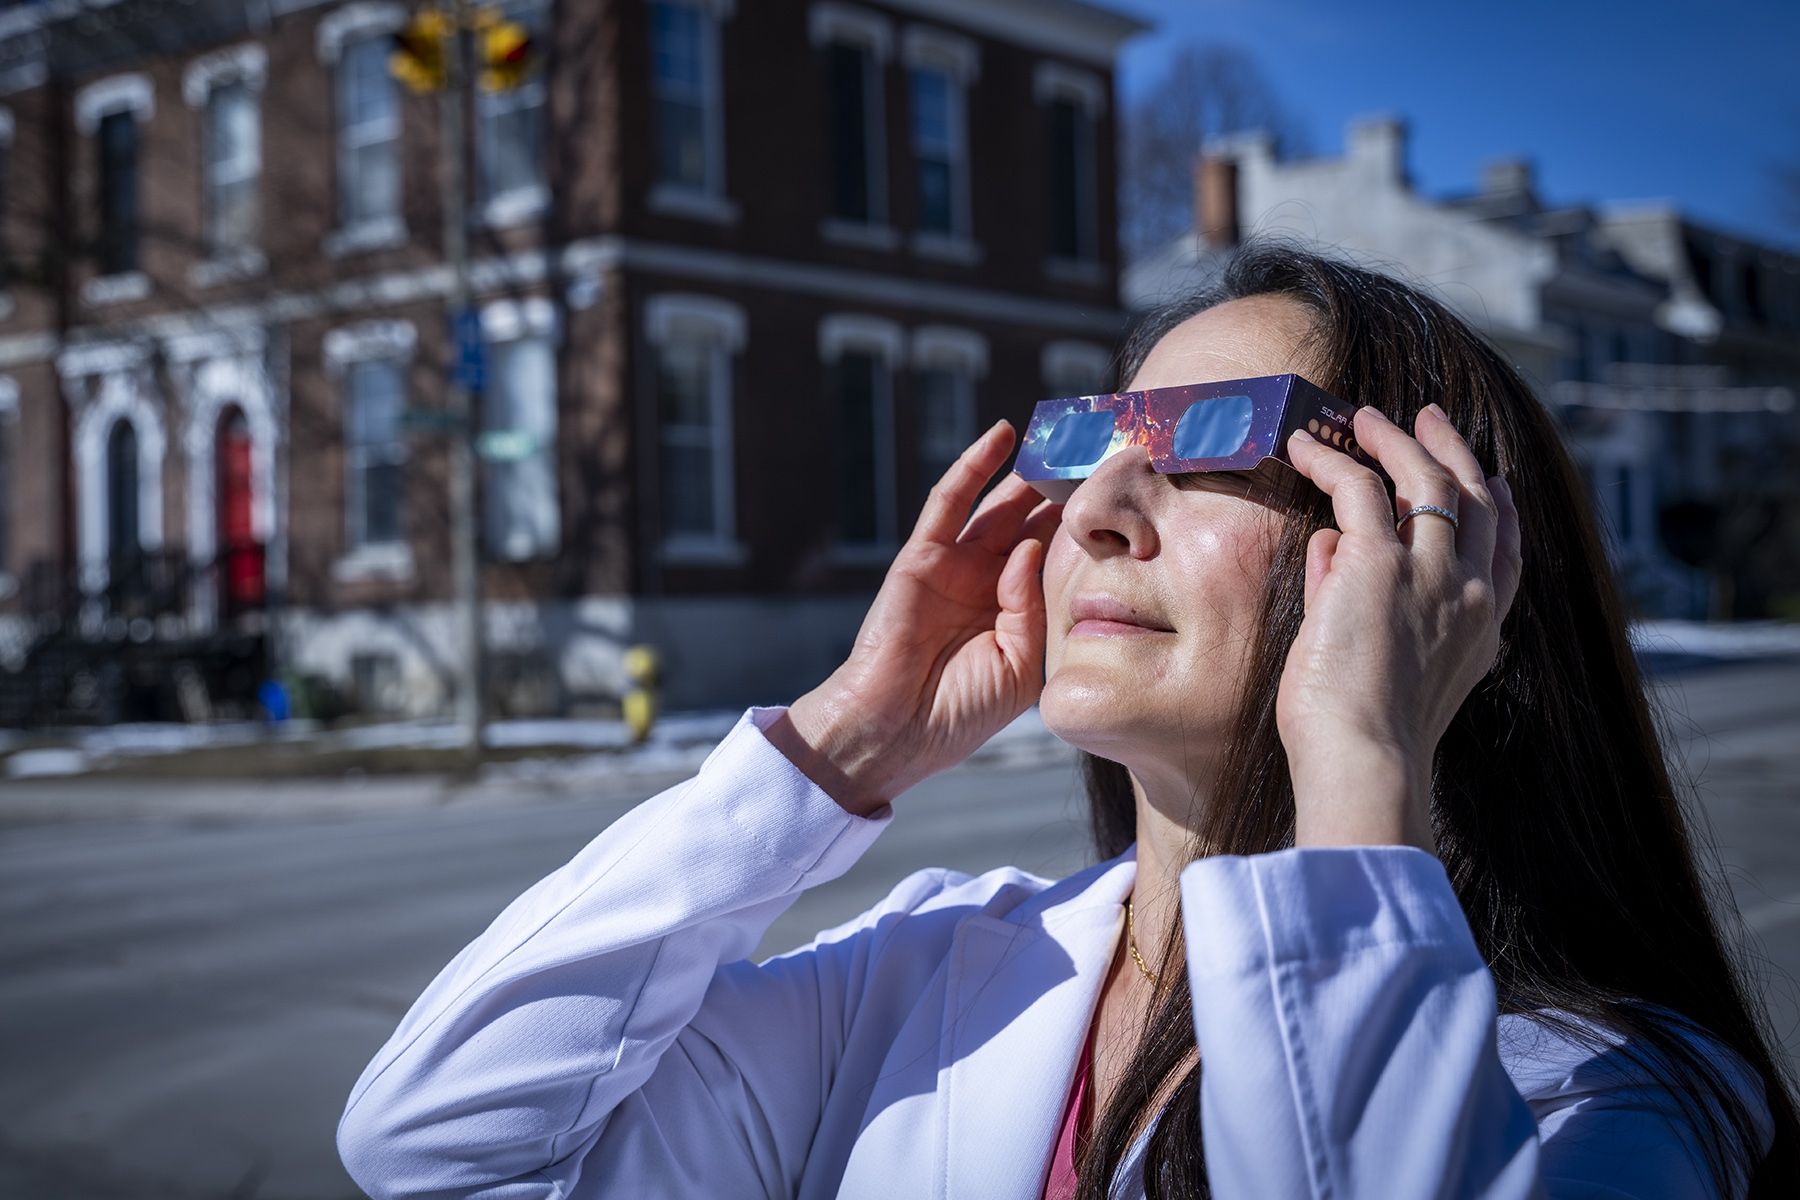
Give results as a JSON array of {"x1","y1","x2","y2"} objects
[
  {"x1": 480, "y1": 294, "x2": 562, "y2": 344},
  {"x1": 910, "y1": 325, "x2": 987, "y2": 377},
  {"x1": 1041, "y1": 339, "x2": 1111, "y2": 395},
  {"x1": 901, "y1": 26, "x2": 978, "y2": 84},
  {"x1": 182, "y1": 43, "x2": 267, "y2": 107},
  {"x1": 324, "y1": 319, "x2": 417, "y2": 372},
  {"x1": 647, "y1": 0, "x2": 735, "y2": 220},
  {"x1": 808, "y1": 3, "x2": 893, "y2": 59},
  {"x1": 75, "y1": 73, "x2": 154, "y2": 134},
  {"x1": 80, "y1": 271, "x2": 151, "y2": 308},
  {"x1": 331, "y1": 326, "x2": 416, "y2": 578},
  {"x1": 647, "y1": 293, "x2": 747, "y2": 564},
  {"x1": 317, "y1": 2, "x2": 409, "y2": 64},
  {"x1": 820, "y1": 313, "x2": 903, "y2": 560},
  {"x1": 813, "y1": 3, "x2": 893, "y2": 245},
  {"x1": 1032, "y1": 62, "x2": 1106, "y2": 113}
]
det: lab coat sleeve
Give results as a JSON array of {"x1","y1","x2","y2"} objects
[
  {"x1": 1179, "y1": 845, "x2": 1772, "y2": 1199},
  {"x1": 336, "y1": 704, "x2": 895, "y2": 1200}
]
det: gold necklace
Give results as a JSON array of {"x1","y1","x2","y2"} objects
[{"x1": 1125, "y1": 899, "x2": 1159, "y2": 987}]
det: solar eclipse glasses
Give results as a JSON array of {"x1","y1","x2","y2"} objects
[{"x1": 1010, "y1": 374, "x2": 1393, "y2": 503}]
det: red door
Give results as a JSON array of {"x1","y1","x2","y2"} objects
[{"x1": 216, "y1": 408, "x2": 265, "y2": 615}]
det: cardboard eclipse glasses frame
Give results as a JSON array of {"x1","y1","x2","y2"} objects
[{"x1": 1009, "y1": 373, "x2": 1395, "y2": 504}]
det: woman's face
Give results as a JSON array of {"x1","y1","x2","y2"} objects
[{"x1": 1038, "y1": 294, "x2": 1319, "y2": 796}]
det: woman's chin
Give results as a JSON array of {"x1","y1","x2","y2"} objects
[{"x1": 1038, "y1": 672, "x2": 1154, "y2": 755}]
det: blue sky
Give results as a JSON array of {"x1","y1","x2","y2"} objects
[{"x1": 1104, "y1": 0, "x2": 1800, "y2": 250}]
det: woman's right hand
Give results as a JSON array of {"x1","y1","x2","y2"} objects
[{"x1": 767, "y1": 420, "x2": 1064, "y2": 817}]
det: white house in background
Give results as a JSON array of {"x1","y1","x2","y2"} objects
[{"x1": 1125, "y1": 115, "x2": 1800, "y2": 619}]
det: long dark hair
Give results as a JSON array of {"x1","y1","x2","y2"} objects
[{"x1": 1075, "y1": 241, "x2": 1800, "y2": 1198}]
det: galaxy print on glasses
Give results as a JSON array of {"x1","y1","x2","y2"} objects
[{"x1": 1011, "y1": 374, "x2": 1394, "y2": 503}]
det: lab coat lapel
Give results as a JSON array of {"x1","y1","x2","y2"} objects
[{"x1": 938, "y1": 850, "x2": 1136, "y2": 1200}]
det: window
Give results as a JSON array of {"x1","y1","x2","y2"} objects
[
  {"x1": 338, "y1": 34, "x2": 401, "y2": 230},
  {"x1": 202, "y1": 80, "x2": 259, "y2": 257},
  {"x1": 345, "y1": 358, "x2": 407, "y2": 554},
  {"x1": 478, "y1": 1, "x2": 548, "y2": 224},
  {"x1": 910, "y1": 68, "x2": 956, "y2": 235},
  {"x1": 909, "y1": 327, "x2": 984, "y2": 519},
  {"x1": 821, "y1": 314, "x2": 902, "y2": 554},
  {"x1": 97, "y1": 111, "x2": 140, "y2": 277},
  {"x1": 827, "y1": 43, "x2": 877, "y2": 222},
  {"x1": 1035, "y1": 63, "x2": 1104, "y2": 273},
  {"x1": 647, "y1": 295, "x2": 745, "y2": 558},
  {"x1": 78, "y1": 74, "x2": 153, "y2": 285},
  {"x1": 812, "y1": 4, "x2": 893, "y2": 244},
  {"x1": 183, "y1": 46, "x2": 267, "y2": 275},
  {"x1": 914, "y1": 366, "x2": 971, "y2": 508},
  {"x1": 480, "y1": 299, "x2": 560, "y2": 561},
  {"x1": 902, "y1": 27, "x2": 976, "y2": 255},
  {"x1": 834, "y1": 350, "x2": 885, "y2": 545},
  {"x1": 1047, "y1": 97, "x2": 1093, "y2": 262},
  {"x1": 650, "y1": 0, "x2": 728, "y2": 203}
]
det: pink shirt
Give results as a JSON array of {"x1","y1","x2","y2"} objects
[{"x1": 1041, "y1": 1016, "x2": 1098, "y2": 1200}]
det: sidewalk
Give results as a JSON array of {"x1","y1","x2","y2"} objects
[
  {"x1": 0, "y1": 704, "x2": 1074, "y2": 819},
  {"x1": 3, "y1": 619, "x2": 1792, "y2": 789}
]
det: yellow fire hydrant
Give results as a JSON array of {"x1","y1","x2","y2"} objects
[{"x1": 622, "y1": 644, "x2": 659, "y2": 745}]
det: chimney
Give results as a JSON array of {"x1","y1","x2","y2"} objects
[
  {"x1": 1480, "y1": 158, "x2": 1535, "y2": 196},
  {"x1": 1347, "y1": 115, "x2": 1408, "y2": 182},
  {"x1": 1193, "y1": 154, "x2": 1240, "y2": 249}
]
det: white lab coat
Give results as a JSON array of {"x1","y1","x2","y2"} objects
[{"x1": 338, "y1": 705, "x2": 1774, "y2": 1199}]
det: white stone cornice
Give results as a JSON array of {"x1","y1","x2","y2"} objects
[
  {"x1": 480, "y1": 295, "x2": 561, "y2": 343},
  {"x1": 645, "y1": 293, "x2": 747, "y2": 351},
  {"x1": 910, "y1": 325, "x2": 988, "y2": 376},
  {"x1": 1034, "y1": 61, "x2": 1105, "y2": 112},
  {"x1": 809, "y1": 2, "x2": 893, "y2": 59},
  {"x1": 901, "y1": 25, "x2": 979, "y2": 83},
  {"x1": 323, "y1": 319, "x2": 416, "y2": 372},
  {"x1": 75, "y1": 73, "x2": 154, "y2": 133},
  {"x1": 819, "y1": 313, "x2": 904, "y2": 363},
  {"x1": 183, "y1": 43, "x2": 268, "y2": 106},
  {"x1": 316, "y1": 2, "x2": 409, "y2": 64}
]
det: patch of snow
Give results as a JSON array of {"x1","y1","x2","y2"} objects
[
  {"x1": 6, "y1": 749, "x2": 91, "y2": 779},
  {"x1": 1632, "y1": 620, "x2": 1800, "y2": 661}
]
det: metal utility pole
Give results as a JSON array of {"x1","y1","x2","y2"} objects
[{"x1": 441, "y1": 0, "x2": 483, "y2": 753}]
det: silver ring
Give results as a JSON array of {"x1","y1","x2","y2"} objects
[{"x1": 1396, "y1": 503, "x2": 1459, "y2": 532}]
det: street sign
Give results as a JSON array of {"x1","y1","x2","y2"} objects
[
  {"x1": 476, "y1": 429, "x2": 539, "y2": 463},
  {"x1": 453, "y1": 307, "x2": 486, "y2": 393}
]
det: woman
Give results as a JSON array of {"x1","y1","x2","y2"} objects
[{"x1": 337, "y1": 244, "x2": 1798, "y2": 1198}]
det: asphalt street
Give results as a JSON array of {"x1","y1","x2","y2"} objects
[{"x1": 2, "y1": 657, "x2": 1798, "y2": 1200}]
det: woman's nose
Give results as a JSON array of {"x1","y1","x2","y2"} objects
[{"x1": 1058, "y1": 446, "x2": 1161, "y2": 560}]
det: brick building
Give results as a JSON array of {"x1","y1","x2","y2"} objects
[{"x1": 0, "y1": 0, "x2": 1147, "y2": 720}]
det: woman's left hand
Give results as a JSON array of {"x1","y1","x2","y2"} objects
[{"x1": 1274, "y1": 403, "x2": 1523, "y2": 853}]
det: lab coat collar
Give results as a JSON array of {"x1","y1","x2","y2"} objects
[{"x1": 939, "y1": 843, "x2": 1138, "y2": 1199}]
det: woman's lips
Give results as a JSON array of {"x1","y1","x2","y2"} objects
[{"x1": 1069, "y1": 619, "x2": 1174, "y2": 638}]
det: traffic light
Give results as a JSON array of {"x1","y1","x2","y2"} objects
[
  {"x1": 391, "y1": 10, "x2": 450, "y2": 93},
  {"x1": 477, "y1": 12, "x2": 535, "y2": 92}
]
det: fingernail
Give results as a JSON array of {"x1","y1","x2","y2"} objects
[
  {"x1": 1361, "y1": 406, "x2": 1391, "y2": 424},
  {"x1": 1425, "y1": 403, "x2": 1447, "y2": 420}
]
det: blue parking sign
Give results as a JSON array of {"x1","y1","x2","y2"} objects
[{"x1": 452, "y1": 308, "x2": 485, "y2": 393}]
